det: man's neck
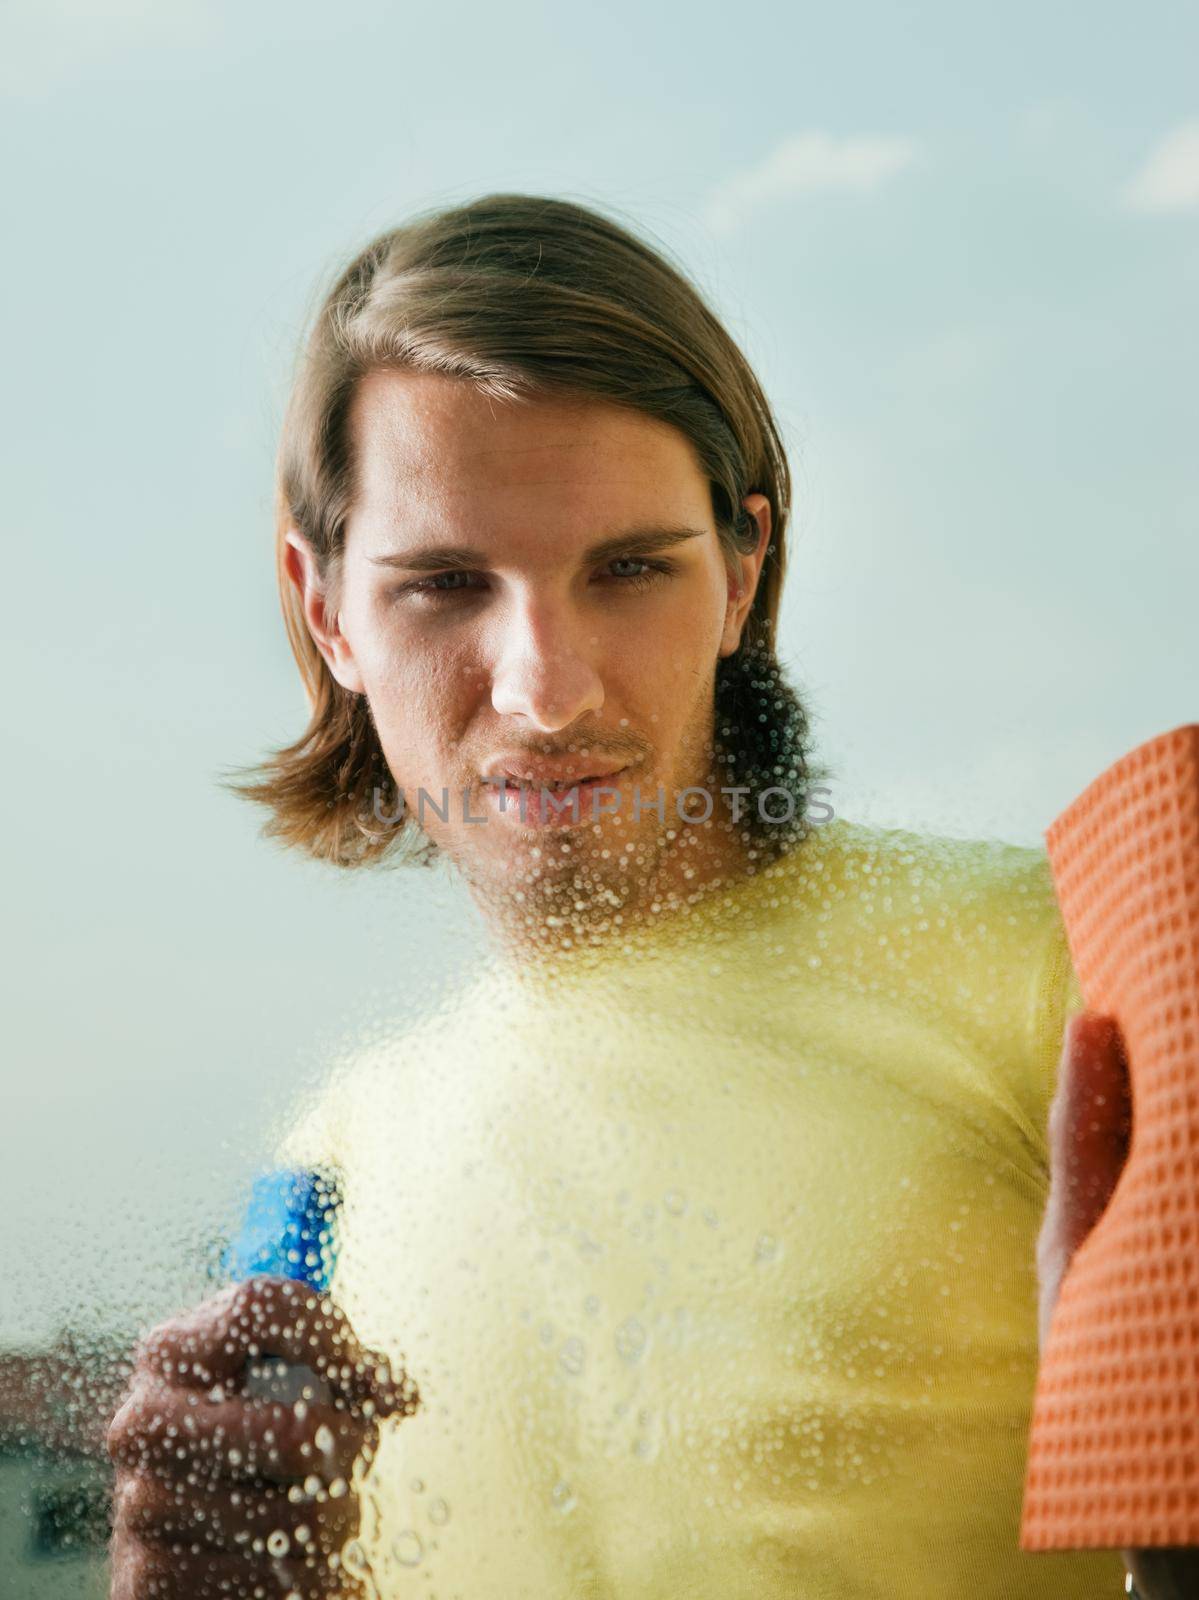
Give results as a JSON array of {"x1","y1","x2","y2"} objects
[{"x1": 464, "y1": 810, "x2": 781, "y2": 963}]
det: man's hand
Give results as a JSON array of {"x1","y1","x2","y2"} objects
[
  {"x1": 1035, "y1": 1011, "x2": 1132, "y2": 1354},
  {"x1": 107, "y1": 1275, "x2": 419, "y2": 1598},
  {"x1": 1036, "y1": 1012, "x2": 1199, "y2": 1600}
]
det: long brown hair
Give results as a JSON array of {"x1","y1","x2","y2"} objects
[{"x1": 221, "y1": 193, "x2": 812, "y2": 868}]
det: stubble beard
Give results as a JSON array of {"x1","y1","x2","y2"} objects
[
  {"x1": 457, "y1": 728, "x2": 752, "y2": 954},
  {"x1": 372, "y1": 647, "x2": 818, "y2": 953},
  {"x1": 458, "y1": 787, "x2": 677, "y2": 948}
]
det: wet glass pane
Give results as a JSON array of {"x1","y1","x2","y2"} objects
[{"x1": 7, "y1": 18, "x2": 1197, "y2": 1600}]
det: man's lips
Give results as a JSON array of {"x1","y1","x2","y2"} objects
[
  {"x1": 475, "y1": 763, "x2": 636, "y2": 828},
  {"x1": 497, "y1": 772, "x2": 626, "y2": 789},
  {"x1": 481, "y1": 760, "x2": 633, "y2": 787}
]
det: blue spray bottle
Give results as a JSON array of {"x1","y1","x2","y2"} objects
[{"x1": 221, "y1": 1166, "x2": 344, "y2": 1405}]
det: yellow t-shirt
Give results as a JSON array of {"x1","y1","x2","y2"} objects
[{"x1": 279, "y1": 817, "x2": 1127, "y2": 1598}]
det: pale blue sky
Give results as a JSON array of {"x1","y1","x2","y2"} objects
[{"x1": 4, "y1": 0, "x2": 1196, "y2": 1340}]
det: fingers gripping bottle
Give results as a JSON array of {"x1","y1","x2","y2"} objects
[{"x1": 221, "y1": 1166, "x2": 344, "y2": 1405}]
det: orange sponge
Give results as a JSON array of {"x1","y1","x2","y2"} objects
[{"x1": 1020, "y1": 722, "x2": 1199, "y2": 1550}]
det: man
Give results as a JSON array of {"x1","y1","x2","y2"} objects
[{"x1": 106, "y1": 194, "x2": 1189, "y2": 1597}]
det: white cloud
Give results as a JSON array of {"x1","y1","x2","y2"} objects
[
  {"x1": 703, "y1": 132, "x2": 918, "y2": 236},
  {"x1": 1122, "y1": 119, "x2": 1199, "y2": 213}
]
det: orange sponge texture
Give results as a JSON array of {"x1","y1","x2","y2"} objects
[{"x1": 1021, "y1": 723, "x2": 1199, "y2": 1550}]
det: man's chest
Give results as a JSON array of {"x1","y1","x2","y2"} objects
[{"x1": 331, "y1": 1000, "x2": 1047, "y2": 1595}]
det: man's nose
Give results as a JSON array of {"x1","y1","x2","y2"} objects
[{"x1": 489, "y1": 597, "x2": 604, "y2": 732}]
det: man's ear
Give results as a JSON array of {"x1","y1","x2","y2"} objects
[
  {"x1": 719, "y1": 493, "x2": 772, "y2": 657},
  {"x1": 282, "y1": 531, "x2": 366, "y2": 694}
]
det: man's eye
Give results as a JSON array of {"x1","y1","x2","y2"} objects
[
  {"x1": 601, "y1": 557, "x2": 674, "y2": 587},
  {"x1": 404, "y1": 571, "x2": 485, "y2": 599},
  {"x1": 398, "y1": 559, "x2": 674, "y2": 602}
]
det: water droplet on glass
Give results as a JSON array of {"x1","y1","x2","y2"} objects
[
  {"x1": 559, "y1": 1336, "x2": 586, "y2": 1376},
  {"x1": 615, "y1": 1316, "x2": 647, "y2": 1363},
  {"x1": 551, "y1": 1480, "x2": 577, "y2": 1514},
  {"x1": 341, "y1": 1538, "x2": 370, "y2": 1578},
  {"x1": 391, "y1": 1529, "x2": 424, "y2": 1566}
]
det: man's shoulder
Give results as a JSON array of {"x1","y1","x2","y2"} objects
[
  {"x1": 778, "y1": 816, "x2": 1068, "y2": 1019},
  {"x1": 798, "y1": 819, "x2": 1074, "y2": 1169},
  {"x1": 273, "y1": 969, "x2": 508, "y2": 1165},
  {"x1": 799, "y1": 815, "x2": 1057, "y2": 923}
]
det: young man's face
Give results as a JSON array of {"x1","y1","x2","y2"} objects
[{"x1": 287, "y1": 369, "x2": 769, "y2": 918}]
